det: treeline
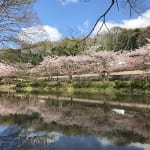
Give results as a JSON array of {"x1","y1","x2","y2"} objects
[
  {"x1": 30, "y1": 26, "x2": 150, "y2": 56},
  {"x1": 0, "y1": 26, "x2": 149, "y2": 65},
  {"x1": 20, "y1": 38, "x2": 84, "y2": 57},
  {"x1": 25, "y1": 26, "x2": 150, "y2": 55},
  {"x1": 97, "y1": 26, "x2": 150, "y2": 51},
  {"x1": 0, "y1": 39, "x2": 84, "y2": 65},
  {"x1": 0, "y1": 50, "x2": 43, "y2": 66}
]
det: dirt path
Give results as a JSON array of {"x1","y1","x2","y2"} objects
[
  {"x1": 110, "y1": 69, "x2": 150, "y2": 75},
  {"x1": 37, "y1": 69, "x2": 150, "y2": 80}
]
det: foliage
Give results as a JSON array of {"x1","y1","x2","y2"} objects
[
  {"x1": 98, "y1": 27, "x2": 150, "y2": 51},
  {"x1": 114, "y1": 80, "x2": 129, "y2": 89},
  {"x1": 16, "y1": 81, "x2": 31, "y2": 88},
  {"x1": 130, "y1": 80, "x2": 150, "y2": 91},
  {"x1": 16, "y1": 81, "x2": 50, "y2": 89},
  {"x1": 39, "y1": 44, "x2": 150, "y2": 77},
  {"x1": 0, "y1": 50, "x2": 21, "y2": 63},
  {"x1": 73, "y1": 81, "x2": 93, "y2": 88},
  {"x1": 22, "y1": 41, "x2": 54, "y2": 56},
  {"x1": 2, "y1": 112, "x2": 41, "y2": 124},
  {"x1": 71, "y1": 81, "x2": 114, "y2": 90},
  {"x1": 31, "y1": 81, "x2": 48, "y2": 88},
  {"x1": 15, "y1": 79, "x2": 150, "y2": 93},
  {"x1": 22, "y1": 53, "x2": 43, "y2": 66},
  {"x1": 99, "y1": 82, "x2": 114, "y2": 90},
  {"x1": 50, "y1": 38, "x2": 84, "y2": 56},
  {"x1": 48, "y1": 82, "x2": 63, "y2": 88},
  {"x1": 0, "y1": 50, "x2": 43, "y2": 65}
]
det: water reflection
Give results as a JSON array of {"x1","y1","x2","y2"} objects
[
  {"x1": 15, "y1": 88, "x2": 150, "y2": 104},
  {"x1": 0, "y1": 125, "x2": 150, "y2": 150},
  {"x1": 0, "y1": 91, "x2": 149, "y2": 149},
  {"x1": 0, "y1": 126, "x2": 8, "y2": 134}
]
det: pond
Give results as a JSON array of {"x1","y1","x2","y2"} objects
[
  {"x1": 0, "y1": 125, "x2": 150, "y2": 150},
  {"x1": 16, "y1": 88, "x2": 150, "y2": 104},
  {"x1": 0, "y1": 90, "x2": 149, "y2": 150}
]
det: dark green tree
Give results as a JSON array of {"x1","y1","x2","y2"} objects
[{"x1": 51, "y1": 38, "x2": 84, "y2": 56}]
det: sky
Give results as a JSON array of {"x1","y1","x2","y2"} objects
[{"x1": 22, "y1": 0, "x2": 150, "y2": 42}]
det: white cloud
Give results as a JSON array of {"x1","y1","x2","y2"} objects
[
  {"x1": 18, "y1": 25, "x2": 62, "y2": 43},
  {"x1": 129, "y1": 143, "x2": 150, "y2": 150},
  {"x1": 59, "y1": 0, "x2": 79, "y2": 5},
  {"x1": 42, "y1": 25, "x2": 63, "y2": 41},
  {"x1": 97, "y1": 137, "x2": 112, "y2": 147},
  {"x1": 93, "y1": 9, "x2": 150, "y2": 35},
  {"x1": 122, "y1": 9, "x2": 150, "y2": 29},
  {"x1": 96, "y1": 137, "x2": 150, "y2": 149}
]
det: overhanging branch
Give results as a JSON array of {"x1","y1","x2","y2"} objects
[{"x1": 79, "y1": 0, "x2": 115, "y2": 43}]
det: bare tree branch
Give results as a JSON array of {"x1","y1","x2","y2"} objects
[
  {"x1": 64, "y1": 0, "x2": 147, "y2": 46},
  {"x1": 0, "y1": 0, "x2": 38, "y2": 48},
  {"x1": 79, "y1": 0, "x2": 115, "y2": 42}
]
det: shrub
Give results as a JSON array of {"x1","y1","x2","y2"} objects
[
  {"x1": 130, "y1": 80, "x2": 150, "y2": 91},
  {"x1": 16, "y1": 82, "x2": 31, "y2": 88},
  {"x1": 98, "y1": 82, "x2": 114, "y2": 90},
  {"x1": 73, "y1": 81, "x2": 92, "y2": 88},
  {"x1": 114, "y1": 80, "x2": 129, "y2": 89},
  {"x1": 31, "y1": 82, "x2": 48, "y2": 88},
  {"x1": 48, "y1": 82, "x2": 63, "y2": 88}
]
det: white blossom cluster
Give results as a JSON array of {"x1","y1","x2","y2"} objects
[
  {"x1": 31, "y1": 44, "x2": 150, "y2": 76},
  {"x1": 0, "y1": 63, "x2": 16, "y2": 77}
]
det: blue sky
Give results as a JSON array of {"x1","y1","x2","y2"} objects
[{"x1": 26, "y1": 0, "x2": 150, "y2": 42}]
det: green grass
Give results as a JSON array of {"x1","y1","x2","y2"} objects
[{"x1": 16, "y1": 81, "x2": 31, "y2": 88}]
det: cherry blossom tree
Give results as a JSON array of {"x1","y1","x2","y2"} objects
[{"x1": 29, "y1": 44, "x2": 150, "y2": 81}]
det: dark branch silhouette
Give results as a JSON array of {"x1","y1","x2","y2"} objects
[
  {"x1": 63, "y1": 0, "x2": 147, "y2": 45},
  {"x1": 80, "y1": 0, "x2": 115, "y2": 42},
  {"x1": 0, "y1": 0, "x2": 38, "y2": 48}
]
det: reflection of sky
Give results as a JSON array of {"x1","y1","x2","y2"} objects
[
  {"x1": 54, "y1": 135, "x2": 100, "y2": 150},
  {"x1": 53, "y1": 135, "x2": 150, "y2": 150},
  {"x1": 0, "y1": 125, "x2": 150, "y2": 150},
  {"x1": 0, "y1": 126, "x2": 8, "y2": 134},
  {"x1": 96, "y1": 137, "x2": 150, "y2": 150},
  {"x1": 0, "y1": 125, "x2": 23, "y2": 150},
  {"x1": 129, "y1": 143, "x2": 150, "y2": 150}
]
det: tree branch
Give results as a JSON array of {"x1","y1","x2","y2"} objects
[{"x1": 79, "y1": 0, "x2": 115, "y2": 43}]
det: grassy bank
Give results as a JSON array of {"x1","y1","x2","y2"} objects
[{"x1": 15, "y1": 80, "x2": 150, "y2": 93}]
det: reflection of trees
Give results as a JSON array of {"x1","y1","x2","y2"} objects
[
  {"x1": 0, "y1": 134, "x2": 56, "y2": 150},
  {"x1": 106, "y1": 129, "x2": 146, "y2": 145},
  {"x1": 0, "y1": 136, "x2": 53, "y2": 150},
  {"x1": 0, "y1": 93, "x2": 150, "y2": 144},
  {"x1": 20, "y1": 134, "x2": 55, "y2": 150}
]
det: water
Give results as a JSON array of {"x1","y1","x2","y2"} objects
[
  {"x1": 0, "y1": 91, "x2": 149, "y2": 150},
  {"x1": 16, "y1": 88, "x2": 150, "y2": 104},
  {"x1": 0, "y1": 126, "x2": 8, "y2": 134},
  {"x1": 0, "y1": 126, "x2": 149, "y2": 150}
]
